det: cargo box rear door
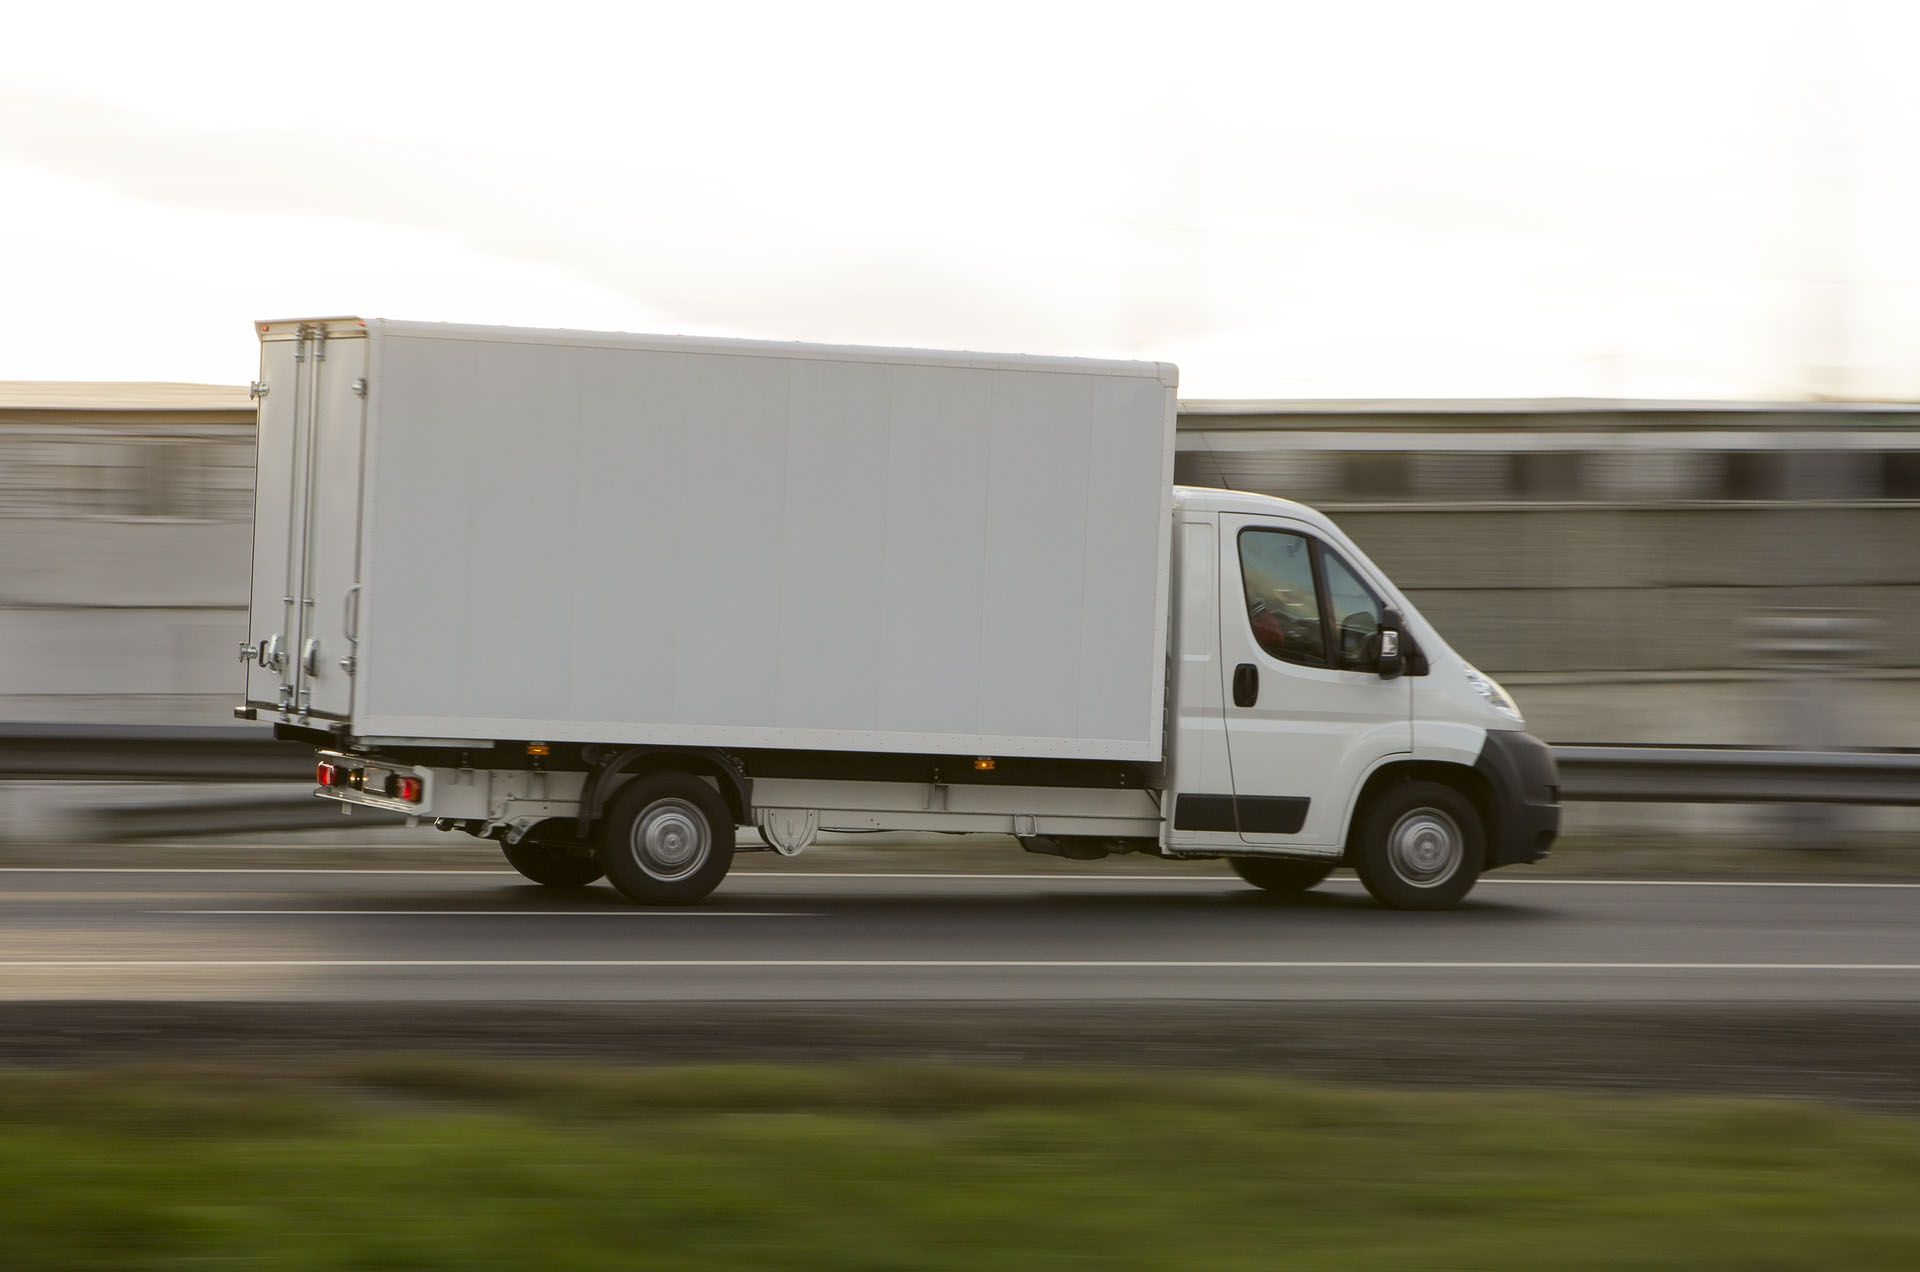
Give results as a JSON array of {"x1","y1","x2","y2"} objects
[
  {"x1": 242, "y1": 325, "x2": 308, "y2": 713},
  {"x1": 243, "y1": 319, "x2": 368, "y2": 722},
  {"x1": 292, "y1": 324, "x2": 368, "y2": 720}
]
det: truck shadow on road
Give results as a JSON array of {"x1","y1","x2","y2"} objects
[{"x1": 451, "y1": 882, "x2": 1562, "y2": 924}]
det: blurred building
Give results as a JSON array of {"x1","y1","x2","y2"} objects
[
  {"x1": 1180, "y1": 399, "x2": 1920, "y2": 752},
  {"x1": 3, "y1": 385, "x2": 1917, "y2": 756},
  {"x1": 0, "y1": 383, "x2": 253, "y2": 723}
]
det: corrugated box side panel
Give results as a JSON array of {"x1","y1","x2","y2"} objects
[{"x1": 351, "y1": 326, "x2": 1171, "y2": 759}]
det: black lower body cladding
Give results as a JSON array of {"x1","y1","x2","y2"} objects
[{"x1": 1474, "y1": 729, "x2": 1561, "y2": 867}]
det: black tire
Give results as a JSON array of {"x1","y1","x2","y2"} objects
[
  {"x1": 500, "y1": 824, "x2": 604, "y2": 889},
  {"x1": 596, "y1": 773, "x2": 735, "y2": 905},
  {"x1": 1228, "y1": 856, "x2": 1337, "y2": 894},
  {"x1": 1350, "y1": 779, "x2": 1484, "y2": 910}
]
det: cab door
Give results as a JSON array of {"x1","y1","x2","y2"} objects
[{"x1": 1218, "y1": 514, "x2": 1410, "y2": 848}]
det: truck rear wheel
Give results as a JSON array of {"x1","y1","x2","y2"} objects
[
  {"x1": 596, "y1": 773, "x2": 735, "y2": 905},
  {"x1": 501, "y1": 826, "x2": 605, "y2": 889},
  {"x1": 1228, "y1": 857, "x2": 1336, "y2": 894},
  {"x1": 1350, "y1": 780, "x2": 1483, "y2": 910}
]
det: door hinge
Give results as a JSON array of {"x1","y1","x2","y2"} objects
[
  {"x1": 351, "y1": 377, "x2": 368, "y2": 398},
  {"x1": 249, "y1": 381, "x2": 270, "y2": 400}
]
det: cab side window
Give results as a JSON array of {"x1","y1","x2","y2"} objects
[
  {"x1": 1237, "y1": 529, "x2": 1325, "y2": 666},
  {"x1": 1321, "y1": 549, "x2": 1385, "y2": 671}
]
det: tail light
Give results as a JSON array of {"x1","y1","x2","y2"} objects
[
  {"x1": 384, "y1": 773, "x2": 424, "y2": 803},
  {"x1": 316, "y1": 760, "x2": 340, "y2": 787}
]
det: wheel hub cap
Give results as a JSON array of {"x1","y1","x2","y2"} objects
[
  {"x1": 631, "y1": 799, "x2": 709, "y2": 881},
  {"x1": 1386, "y1": 808, "x2": 1463, "y2": 887}
]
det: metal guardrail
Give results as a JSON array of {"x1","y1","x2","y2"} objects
[
  {"x1": 0, "y1": 723, "x2": 316, "y2": 782},
  {"x1": 1554, "y1": 746, "x2": 1920, "y2": 807},
  {"x1": 75, "y1": 790, "x2": 406, "y2": 839},
  {"x1": 1, "y1": 725, "x2": 1916, "y2": 840}
]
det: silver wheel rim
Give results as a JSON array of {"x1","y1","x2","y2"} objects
[
  {"x1": 1386, "y1": 807, "x2": 1463, "y2": 888},
  {"x1": 629, "y1": 798, "x2": 709, "y2": 882}
]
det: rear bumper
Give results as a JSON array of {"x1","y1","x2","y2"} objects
[
  {"x1": 1474, "y1": 730, "x2": 1561, "y2": 867},
  {"x1": 314, "y1": 751, "x2": 435, "y2": 815},
  {"x1": 315, "y1": 752, "x2": 589, "y2": 831}
]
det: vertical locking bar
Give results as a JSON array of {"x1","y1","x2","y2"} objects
[{"x1": 291, "y1": 323, "x2": 325, "y2": 713}]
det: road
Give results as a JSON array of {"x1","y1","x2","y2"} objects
[
  {"x1": 0, "y1": 863, "x2": 1915, "y2": 1003},
  {"x1": 4, "y1": 860, "x2": 1920, "y2": 1104}
]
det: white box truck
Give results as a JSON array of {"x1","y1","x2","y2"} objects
[{"x1": 240, "y1": 318, "x2": 1558, "y2": 909}]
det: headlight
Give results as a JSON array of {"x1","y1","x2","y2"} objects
[{"x1": 1463, "y1": 666, "x2": 1523, "y2": 721}]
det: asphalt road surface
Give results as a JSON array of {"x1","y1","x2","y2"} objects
[
  {"x1": 6, "y1": 860, "x2": 1920, "y2": 1105},
  {"x1": 0, "y1": 862, "x2": 1915, "y2": 1004}
]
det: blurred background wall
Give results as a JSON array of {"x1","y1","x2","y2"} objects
[
  {"x1": 1179, "y1": 400, "x2": 1920, "y2": 756},
  {"x1": 5, "y1": 384, "x2": 1917, "y2": 760},
  {"x1": 0, "y1": 384, "x2": 254, "y2": 723}
]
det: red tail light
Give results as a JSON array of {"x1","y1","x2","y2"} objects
[
  {"x1": 381, "y1": 774, "x2": 424, "y2": 803},
  {"x1": 316, "y1": 761, "x2": 339, "y2": 787}
]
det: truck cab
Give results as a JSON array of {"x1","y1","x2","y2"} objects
[{"x1": 1162, "y1": 486, "x2": 1559, "y2": 906}]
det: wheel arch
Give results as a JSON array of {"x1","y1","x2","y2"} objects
[
  {"x1": 576, "y1": 746, "x2": 751, "y2": 837},
  {"x1": 1340, "y1": 759, "x2": 1493, "y2": 861}
]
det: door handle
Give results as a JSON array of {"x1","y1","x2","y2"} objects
[{"x1": 1233, "y1": 662, "x2": 1259, "y2": 708}]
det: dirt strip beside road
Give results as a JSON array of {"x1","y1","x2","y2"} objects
[{"x1": 5, "y1": 1001, "x2": 1919, "y2": 1110}]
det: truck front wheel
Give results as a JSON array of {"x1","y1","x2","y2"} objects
[
  {"x1": 1350, "y1": 780, "x2": 1484, "y2": 910},
  {"x1": 597, "y1": 773, "x2": 736, "y2": 905}
]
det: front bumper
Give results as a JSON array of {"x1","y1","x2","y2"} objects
[{"x1": 1474, "y1": 729, "x2": 1561, "y2": 867}]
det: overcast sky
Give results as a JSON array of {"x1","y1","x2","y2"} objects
[{"x1": 2, "y1": 0, "x2": 1915, "y2": 400}]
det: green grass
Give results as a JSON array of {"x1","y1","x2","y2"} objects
[{"x1": 1, "y1": 1060, "x2": 1917, "y2": 1270}]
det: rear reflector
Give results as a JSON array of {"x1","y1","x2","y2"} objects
[{"x1": 316, "y1": 761, "x2": 339, "y2": 787}]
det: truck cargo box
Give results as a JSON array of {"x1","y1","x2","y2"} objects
[{"x1": 243, "y1": 320, "x2": 1177, "y2": 762}]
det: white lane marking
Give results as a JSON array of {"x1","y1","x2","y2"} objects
[
  {"x1": 0, "y1": 868, "x2": 1237, "y2": 883},
  {"x1": 161, "y1": 909, "x2": 819, "y2": 917},
  {"x1": 3, "y1": 866, "x2": 1920, "y2": 889},
  {"x1": 0, "y1": 960, "x2": 1915, "y2": 971},
  {"x1": 4, "y1": 869, "x2": 1920, "y2": 897},
  {"x1": 0, "y1": 869, "x2": 1229, "y2": 885},
  {"x1": 0, "y1": 867, "x2": 528, "y2": 876},
  {"x1": 1481, "y1": 878, "x2": 1920, "y2": 889}
]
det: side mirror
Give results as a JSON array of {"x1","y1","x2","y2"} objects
[{"x1": 1376, "y1": 607, "x2": 1405, "y2": 681}]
